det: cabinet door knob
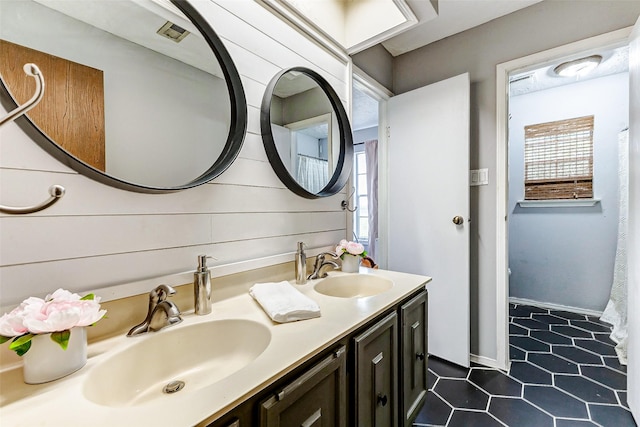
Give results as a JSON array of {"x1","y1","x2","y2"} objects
[
  {"x1": 416, "y1": 352, "x2": 425, "y2": 361},
  {"x1": 377, "y1": 393, "x2": 388, "y2": 407}
]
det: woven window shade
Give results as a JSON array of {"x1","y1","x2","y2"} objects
[{"x1": 524, "y1": 115, "x2": 594, "y2": 200}]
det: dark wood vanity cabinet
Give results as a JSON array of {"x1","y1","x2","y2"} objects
[
  {"x1": 260, "y1": 346, "x2": 347, "y2": 427},
  {"x1": 353, "y1": 312, "x2": 399, "y2": 427},
  {"x1": 399, "y1": 291, "x2": 428, "y2": 426},
  {"x1": 206, "y1": 289, "x2": 428, "y2": 427}
]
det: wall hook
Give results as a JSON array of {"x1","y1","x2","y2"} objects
[
  {"x1": 0, "y1": 63, "x2": 66, "y2": 215},
  {"x1": 0, "y1": 185, "x2": 66, "y2": 215},
  {"x1": 0, "y1": 63, "x2": 45, "y2": 126},
  {"x1": 341, "y1": 186, "x2": 358, "y2": 212}
]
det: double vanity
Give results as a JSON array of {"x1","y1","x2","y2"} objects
[{"x1": 0, "y1": 267, "x2": 430, "y2": 427}]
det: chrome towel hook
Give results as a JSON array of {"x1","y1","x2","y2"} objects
[
  {"x1": 341, "y1": 186, "x2": 358, "y2": 212},
  {"x1": 0, "y1": 185, "x2": 66, "y2": 215},
  {"x1": 0, "y1": 63, "x2": 45, "y2": 126},
  {"x1": 0, "y1": 63, "x2": 66, "y2": 214}
]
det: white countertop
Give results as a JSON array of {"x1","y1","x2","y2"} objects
[{"x1": 0, "y1": 269, "x2": 430, "y2": 427}]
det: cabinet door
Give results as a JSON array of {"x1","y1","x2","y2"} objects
[
  {"x1": 353, "y1": 312, "x2": 398, "y2": 427},
  {"x1": 400, "y1": 291, "x2": 428, "y2": 426},
  {"x1": 260, "y1": 346, "x2": 347, "y2": 427}
]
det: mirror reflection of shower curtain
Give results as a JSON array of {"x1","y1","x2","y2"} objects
[
  {"x1": 365, "y1": 140, "x2": 378, "y2": 261},
  {"x1": 297, "y1": 154, "x2": 328, "y2": 194},
  {"x1": 601, "y1": 129, "x2": 629, "y2": 365}
]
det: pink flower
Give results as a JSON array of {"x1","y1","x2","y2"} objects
[
  {"x1": 0, "y1": 297, "x2": 45, "y2": 337},
  {"x1": 0, "y1": 289, "x2": 106, "y2": 336},
  {"x1": 0, "y1": 312, "x2": 28, "y2": 337},
  {"x1": 345, "y1": 241, "x2": 365, "y2": 256}
]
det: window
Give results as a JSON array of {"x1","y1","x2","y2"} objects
[
  {"x1": 353, "y1": 149, "x2": 369, "y2": 243},
  {"x1": 524, "y1": 115, "x2": 594, "y2": 200}
]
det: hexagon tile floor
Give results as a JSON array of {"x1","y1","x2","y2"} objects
[{"x1": 413, "y1": 303, "x2": 636, "y2": 427}]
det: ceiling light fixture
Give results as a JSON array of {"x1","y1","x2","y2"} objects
[{"x1": 553, "y1": 55, "x2": 602, "y2": 77}]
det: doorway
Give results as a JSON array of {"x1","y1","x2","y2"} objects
[
  {"x1": 496, "y1": 28, "x2": 633, "y2": 370},
  {"x1": 507, "y1": 45, "x2": 629, "y2": 311},
  {"x1": 351, "y1": 67, "x2": 392, "y2": 267}
]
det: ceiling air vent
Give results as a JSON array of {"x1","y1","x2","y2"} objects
[
  {"x1": 157, "y1": 21, "x2": 190, "y2": 43},
  {"x1": 509, "y1": 73, "x2": 533, "y2": 84}
]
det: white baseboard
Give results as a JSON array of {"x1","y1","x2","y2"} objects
[{"x1": 509, "y1": 297, "x2": 603, "y2": 318}]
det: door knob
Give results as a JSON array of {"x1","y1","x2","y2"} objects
[
  {"x1": 416, "y1": 352, "x2": 425, "y2": 361},
  {"x1": 452, "y1": 215, "x2": 464, "y2": 225}
]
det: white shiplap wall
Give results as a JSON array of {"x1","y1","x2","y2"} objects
[{"x1": 0, "y1": 0, "x2": 350, "y2": 306}]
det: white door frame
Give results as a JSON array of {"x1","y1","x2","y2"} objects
[
  {"x1": 352, "y1": 65, "x2": 393, "y2": 268},
  {"x1": 495, "y1": 27, "x2": 633, "y2": 371}
]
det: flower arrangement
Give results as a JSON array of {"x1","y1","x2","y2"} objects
[
  {"x1": 0, "y1": 289, "x2": 106, "y2": 356},
  {"x1": 335, "y1": 239, "x2": 367, "y2": 259}
]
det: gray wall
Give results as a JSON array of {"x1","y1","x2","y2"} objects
[
  {"x1": 352, "y1": 44, "x2": 394, "y2": 92},
  {"x1": 391, "y1": 0, "x2": 640, "y2": 359},
  {"x1": 509, "y1": 72, "x2": 629, "y2": 311}
]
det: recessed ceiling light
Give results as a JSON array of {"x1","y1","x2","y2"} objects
[{"x1": 553, "y1": 55, "x2": 602, "y2": 77}]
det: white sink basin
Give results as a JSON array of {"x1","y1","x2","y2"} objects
[
  {"x1": 314, "y1": 274, "x2": 393, "y2": 298},
  {"x1": 83, "y1": 319, "x2": 270, "y2": 407}
]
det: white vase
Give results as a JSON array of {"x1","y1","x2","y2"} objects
[
  {"x1": 22, "y1": 327, "x2": 87, "y2": 384},
  {"x1": 341, "y1": 254, "x2": 361, "y2": 273}
]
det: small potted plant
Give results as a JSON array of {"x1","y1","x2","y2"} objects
[
  {"x1": 335, "y1": 239, "x2": 367, "y2": 273},
  {"x1": 0, "y1": 288, "x2": 106, "y2": 384}
]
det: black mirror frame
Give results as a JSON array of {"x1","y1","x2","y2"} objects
[
  {"x1": 261, "y1": 67, "x2": 353, "y2": 199},
  {"x1": 0, "y1": 0, "x2": 247, "y2": 193}
]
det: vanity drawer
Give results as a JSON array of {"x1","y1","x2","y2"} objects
[{"x1": 260, "y1": 346, "x2": 347, "y2": 427}]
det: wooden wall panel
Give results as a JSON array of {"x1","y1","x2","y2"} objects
[
  {"x1": 0, "y1": 0, "x2": 351, "y2": 306},
  {"x1": 0, "y1": 40, "x2": 106, "y2": 170}
]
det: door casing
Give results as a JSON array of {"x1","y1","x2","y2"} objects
[{"x1": 496, "y1": 27, "x2": 634, "y2": 371}]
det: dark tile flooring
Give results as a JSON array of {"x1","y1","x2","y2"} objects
[{"x1": 413, "y1": 303, "x2": 636, "y2": 427}]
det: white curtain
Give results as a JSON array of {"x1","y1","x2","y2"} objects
[
  {"x1": 365, "y1": 140, "x2": 378, "y2": 261},
  {"x1": 601, "y1": 129, "x2": 629, "y2": 365},
  {"x1": 297, "y1": 154, "x2": 328, "y2": 194}
]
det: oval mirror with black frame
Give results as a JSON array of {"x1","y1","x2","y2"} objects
[
  {"x1": 0, "y1": 0, "x2": 247, "y2": 193},
  {"x1": 261, "y1": 67, "x2": 353, "y2": 199}
]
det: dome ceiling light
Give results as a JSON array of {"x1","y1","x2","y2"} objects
[{"x1": 553, "y1": 55, "x2": 602, "y2": 77}]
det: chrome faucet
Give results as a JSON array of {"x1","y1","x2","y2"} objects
[
  {"x1": 127, "y1": 284, "x2": 182, "y2": 337},
  {"x1": 308, "y1": 251, "x2": 340, "y2": 280}
]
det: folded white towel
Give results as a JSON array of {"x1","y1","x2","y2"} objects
[{"x1": 249, "y1": 281, "x2": 321, "y2": 323}]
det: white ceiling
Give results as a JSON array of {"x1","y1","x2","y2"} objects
[
  {"x1": 510, "y1": 46, "x2": 629, "y2": 96},
  {"x1": 352, "y1": 86, "x2": 380, "y2": 131},
  {"x1": 382, "y1": 0, "x2": 543, "y2": 56}
]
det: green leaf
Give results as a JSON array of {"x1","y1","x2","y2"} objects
[
  {"x1": 9, "y1": 334, "x2": 33, "y2": 356},
  {"x1": 51, "y1": 330, "x2": 71, "y2": 350},
  {"x1": 80, "y1": 293, "x2": 95, "y2": 301},
  {"x1": 0, "y1": 335, "x2": 11, "y2": 344}
]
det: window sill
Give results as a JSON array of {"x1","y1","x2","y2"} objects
[{"x1": 517, "y1": 199, "x2": 600, "y2": 208}]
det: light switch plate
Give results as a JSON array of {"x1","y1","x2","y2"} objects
[{"x1": 470, "y1": 168, "x2": 489, "y2": 186}]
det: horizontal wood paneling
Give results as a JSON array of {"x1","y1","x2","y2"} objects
[
  {"x1": 211, "y1": 0, "x2": 348, "y2": 84},
  {"x1": 0, "y1": 0, "x2": 350, "y2": 306},
  {"x1": 0, "y1": 229, "x2": 345, "y2": 306},
  {"x1": 1, "y1": 211, "x2": 344, "y2": 265},
  {"x1": 0, "y1": 169, "x2": 345, "y2": 215}
]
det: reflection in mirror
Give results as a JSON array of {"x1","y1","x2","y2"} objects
[
  {"x1": 262, "y1": 68, "x2": 352, "y2": 198},
  {"x1": 0, "y1": 0, "x2": 246, "y2": 192}
]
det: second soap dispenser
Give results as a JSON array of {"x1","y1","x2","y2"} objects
[
  {"x1": 194, "y1": 255, "x2": 212, "y2": 315},
  {"x1": 295, "y1": 241, "x2": 307, "y2": 285}
]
